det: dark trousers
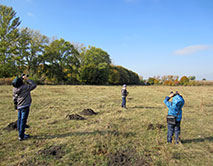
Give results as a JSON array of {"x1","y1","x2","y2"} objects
[
  {"x1": 17, "y1": 107, "x2": 30, "y2": 138},
  {"x1": 121, "y1": 97, "x2": 126, "y2": 108},
  {"x1": 167, "y1": 121, "x2": 181, "y2": 143}
]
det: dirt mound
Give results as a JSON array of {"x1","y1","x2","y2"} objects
[
  {"x1": 108, "y1": 150, "x2": 132, "y2": 166},
  {"x1": 147, "y1": 124, "x2": 155, "y2": 130},
  {"x1": 67, "y1": 114, "x2": 85, "y2": 120},
  {"x1": 147, "y1": 123, "x2": 165, "y2": 130},
  {"x1": 4, "y1": 121, "x2": 17, "y2": 131},
  {"x1": 3, "y1": 121, "x2": 30, "y2": 131},
  {"x1": 38, "y1": 145, "x2": 65, "y2": 159},
  {"x1": 107, "y1": 149, "x2": 150, "y2": 166},
  {"x1": 80, "y1": 108, "x2": 97, "y2": 116},
  {"x1": 156, "y1": 123, "x2": 165, "y2": 129}
]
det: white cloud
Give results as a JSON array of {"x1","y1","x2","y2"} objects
[
  {"x1": 27, "y1": 12, "x2": 34, "y2": 17},
  {"x1": 174, "y1": 45, "x2": 213, "y2": 55}
]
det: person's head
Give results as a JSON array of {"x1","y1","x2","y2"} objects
[
  {"x1": 169, "y1": 91, "x2": 180, "y2": 98},
  {"x1": 123, "y1": 84, "x2": 127, "y2": 88},
  {"x1": 12, "y1": 77, "x2": 23, "y2": 88},
  {"x1": 21, "y1": 73, "x2": 29, "y2": 81},
  {"x1": 12, "y1": 74, "x2": 29, "y2": 88}
]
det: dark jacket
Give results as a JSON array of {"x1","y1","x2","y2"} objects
[{"x1": 13, "y1": 80, "x2": 37, "y2": 109}]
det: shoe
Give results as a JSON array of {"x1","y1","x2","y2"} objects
[
  {"x1": 24, "y1": 134, "x2": 30, "y2": 138},
  {"x1": 18, "y1": 134, "x2": 30, "y2": 141}
]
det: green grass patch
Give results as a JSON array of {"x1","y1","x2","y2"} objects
[{"x1": 0, "y1": 85, "x2": 213, "y2": 165}]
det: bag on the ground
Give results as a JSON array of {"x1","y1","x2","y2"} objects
[{"x1": 167, "y1": 115, "x2": 176, "y2": 125}]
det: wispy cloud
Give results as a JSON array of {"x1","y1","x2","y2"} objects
[
  {"x1": 174, "y1": 45, "x2": 213, "y2": 55},
  {"x1": 27, "y1": 12, "x2": 34, "y2": 17}
]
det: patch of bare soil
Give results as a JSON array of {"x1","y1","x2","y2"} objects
[
  {"x1": 156, "y1": 123, "x2": 165, "y2": 129},
  {"x1": 3, "y1": 121, "x2": 30, "y2": 131},
  {"x1": 107, "y1": 149, "x2": 150, "y2": 166},
  {"x1": 3, "y1": 121, "x2": 17, "y2": 131},
  {"x1": 80, "y1": 108, "x2": 97, "y2": 116},
  {"x1": 66, "y1": 114, "x2": 85, "y2": 120},
  {"x1": 147, "y1": 124, "x2": 155, "y2": 130},
  {"x1": 37, "y1": 145, "x2": 65, "y2": 159}
]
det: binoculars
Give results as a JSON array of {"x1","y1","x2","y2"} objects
[
  {"x1": 170, "y1": 91, "x2": 179, "y2": 97},
  {"x1": 21, "y1": 73, "x2": 29, "y2": 78},
  {"x1": 19, "y1": 74, "x2": 29, "y2": 81}
]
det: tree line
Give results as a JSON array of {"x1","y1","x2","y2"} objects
[
  {"x1": 0, "y1": 5, "x2": 140, "y2": 85},
  {"x1": 146, "y1": 75, "x2": 213, "y2": 86}
]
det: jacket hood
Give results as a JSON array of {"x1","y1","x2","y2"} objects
[
  {"x1": 12, "y1": 77, "x2": 23, "y2": 88},
  {"x1": 172, "y1": 95, "x2": 184, "y2": 108}
]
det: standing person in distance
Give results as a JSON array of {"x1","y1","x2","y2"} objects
[
  {"x1": 121, "y1": 84, "x2": 128, "y2": 108},
  {"x1": 12, "y1": 74, "x2": 37, "y2": 141},
  {"x1": 164, "y1": 91, "x2": 185, "y2": 144}
]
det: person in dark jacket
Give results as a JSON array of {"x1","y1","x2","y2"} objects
[
  {"x1": 121, "y1": 84, "x2": 128, "y2": 108},
  {"x1": 164, "y1": 91, "x2": 184, "y2": 144},
  {"x1": 12, "y1": 74, "x2": 37, "y2": 141}
]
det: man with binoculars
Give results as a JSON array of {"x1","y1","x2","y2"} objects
[
  {"x1": 12, "y1": 74, "x2": 37, "y2": 141},
  {"x1": 164, "y1": 91, "x2": 185, "y2": 144}
]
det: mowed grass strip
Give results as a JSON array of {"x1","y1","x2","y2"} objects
[{"x1": 0, "y1": 85, "x2": 213, "y2": 166}]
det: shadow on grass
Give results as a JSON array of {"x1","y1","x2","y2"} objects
[
  {"x1": 131, "y1": 105, "x2": 163, "y2": 109},
  {"x1": 34, "y1": 130, "x2": 136, "y2": 140},
  {"x1": 182, "y1": 136, "x2": 213, "y2": 144}
]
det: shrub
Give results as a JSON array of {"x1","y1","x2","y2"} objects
[
  {"x1": 147, "y1": 77, "x2": 155, "y2": 85},
  {"x1": 0, "y1": 77, "x2": 15, "y2": 85},
  {"x1": 180, "y1": 76, "x2": 189, "y2": 85}
]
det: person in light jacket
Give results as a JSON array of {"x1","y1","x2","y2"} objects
[
  {"x1": 164, "y1": 91, "x2": 184, "y2": 144},
  {"x1": 12, "y1": 74, "x2": 37, "y2": 141}
]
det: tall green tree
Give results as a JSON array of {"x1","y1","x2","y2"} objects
[
  {"x1": 0, "y1": 5, "x2": 21, "y2": 77},
  {"x1": 28, "y1": 29, "x2": 49, "y2": 75},
  {"x1": 108, "y1": 65, "x2": 140, "y2": 85},
  {"x1": 80, "y1": 46, "x2": 111, "y2": 84},
  {"x1": 81, "y1": 46, "x2": 111, "y2": 65},
  {"x1": 43, "y1": 38, "x2": 80, "y2": 84},
  {"x1": 15, "y1": 27, "x2": 31, "y2": 75},
  {"x1": 108, "y1": 65, "x2": 120, "y2": 85},
  {"x1": 15, "y1": 28, "x2": 49, "y2": 76}
]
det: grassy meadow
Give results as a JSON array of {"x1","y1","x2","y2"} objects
[{"x1": 0, "y1": 85, "x2": 213, "y2": 166}]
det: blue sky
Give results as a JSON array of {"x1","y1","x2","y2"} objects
[{"x1": 1, "y1": 0, "x2": 213, "y2": 80}]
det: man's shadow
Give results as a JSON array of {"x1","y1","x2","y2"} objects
[
  {"x1": 131, "y1": 105, "x2": 163, "y2": 109},
  {"x1": 33, "y1": 130, "x2": 136, "y2": 140},
  {"x1": 181, "y1": 136, "x2": 213, "y2": 144}
]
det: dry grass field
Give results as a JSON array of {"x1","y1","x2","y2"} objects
[{"x1": 0, "y1": 85, "x2": 213, "y2": 166}]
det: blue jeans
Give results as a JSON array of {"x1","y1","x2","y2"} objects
[
  {"x1": 167, "y1": 121, "x2": 181, "y2": 143},
  {"x1": 121, "y1": 97, "x2": 126, "y2": 108},
  {"x1": 17, "y1": 107, "x2": 30, "y2": 138}
]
